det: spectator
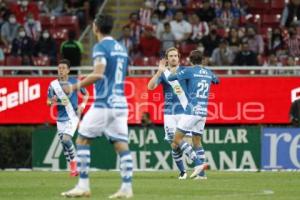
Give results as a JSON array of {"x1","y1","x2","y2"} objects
[
  {"x1": 60, "y1": 30, "x2": 83, "y2": 68},
  {"x1": 189, "y1": 14, "x2": 209, "y2": 43},
  {"x1": 170, "y1": 10, "x2": 192, "y2": 42},
  {"x1": 138, "y1": 26, "x2": 160, "y2": 57},
  {"x1": 160, "y1": 22, "x2": 176, "y2": 52},
  {"x1": 263, "y1": 53, "x2": 282, "y2": 75},
  {"x1": 227, "y1": 27, "x2": 241, "y2": 56},
  {"x1": 153, "y1": 1, "x2": 173, "y2": 22},
  {"x1": 41, "y1": 0, "x2": 64, "y2": 16},
  {"x1": 188, "y1": 13, "x2": 209, "y2": 44},
  {"x1": 201, "y1": 24, "x2": 221, "y2": 56},
  {"x1": 0, "y1": 46, "x2": 4, "y2": 62},
  {"x1": 118, "y1": 26, "x2": 136, "y2": 57},
  {"x1": 0, "y1": 1, "x2": 11, "y2": 28},
  {"x1": 280, "y1": 0, "x2": 300, "y2": 28},
  {"x1": 234, "y1": 41, "x2": 258, "y2": 66},
  {"x1": 216, "y1": 0, "x2": 240, "y2": 28},
  {"x1": 34, "y1": 30, "x2": 57, "y2": 65},
  {"x1": 290, "y1": 98, "x2": 300, "y2": 126},
  {"x1": 196, "y1": 0, "x2": 216, "y2": 23},
  {"x1": 125, "y1": 12, "x2": 143, "y2": 43},
  {"x1": 11, "y1": 26, "x2": 34, "y2": 66},
  {"x1": 285, "y1": 26, "x2": 300, "y2": 57},
  {"x1": 24, "y1": 12, "x2": 41, "y2": 41},
  {"x1": 287, "y1": 56, "x2": 297, "y2": 66},
  {"x1": 1, "y1": 14, "x2": 20, "y2": 45},
  {"x1": 139, "y1": 0, "x2": 153, "y2": 26},
  {"x1": 268, "y1": 28, "x2": 284, "y2": 53},
  {"x1": 211, "y1": 39, "x2": 234, "y2": 66},
  {"x1": 64, "y1": 0, "x2": 89, "y2": 29},
  {"x1": 245, "y1": 27, "x2": 264, "y2": 55},
  {"x1": 11, "y1": 0, "x2": 40, "y2": 24}
]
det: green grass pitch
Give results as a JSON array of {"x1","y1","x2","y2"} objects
[{"x1": 0, "y1": 171, "x2": 300, "y2": 200}]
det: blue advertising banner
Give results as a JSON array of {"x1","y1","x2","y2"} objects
[{"x1": 262, "y1": 128, "x2": 300, "y2": 170}]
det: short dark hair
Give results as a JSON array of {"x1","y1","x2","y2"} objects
[
  {"x1": 94, "y1": 14, "x2": 114, "y2": 35},
  {"x1": 189, "y1": 50, "x2": 203, "y2": 65},
  {"x1": 58, "y1": 59, "x2": 71, "y2": 68},
  {"x1": 68, "y1": 30, "x2": 76, "y2": 40}
]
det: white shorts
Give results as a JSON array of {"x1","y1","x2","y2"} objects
[
  {"x1": 177, "y1": 114, "x2": 206, "y2": 135},
  {"x1": 57, "y1": 120, "x2": 77, "y2": 137},
  {"x1": 78, "y1": 107, "x2": 129, "y2": 142},
  {"x1": 164, "y1": 114, "x2": 192, "y2": 142}
]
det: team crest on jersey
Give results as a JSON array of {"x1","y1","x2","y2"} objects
[
  {"x1": 173, "y1": 85, "x2": 182, "y2": 95},
  {"x1": 199, "y1": 69, "x2": 208, "y2": 75}
]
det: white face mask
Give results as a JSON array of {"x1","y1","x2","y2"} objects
[
  {"x1": 159, "y1": 5, "x2": 166, "y2": 11},
  {"x1": 43, "y1": 32, "x2": 50, "y2": 39},
  {"x1": 28, "y1": 18, "x2": 34, "y2": 24},
  {"x1": 22, "y1": 0, "x2": 28, "y2": 7},
  {"x1": 19, "y1": 31, "x2": 26, "y2": 37},
  {"x1": 9, "y1": 17, "x2": 16, "y2": 24}
]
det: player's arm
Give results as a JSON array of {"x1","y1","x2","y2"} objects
[
  {"x1": 148, "y1": 59, "x2": 166, "y2": 90},
  {"x1": 77, "y1": 88, "x2": 89, "y2": 116},
  {"x1": 47, "y1": 86, "x2": 57, "y2": 106},
  {"x1": 65, "y1": 56, "x2": 106, "y2": 94},
  {"x1": 212, "y1": 72, "x2": 220, "y2": 84}
]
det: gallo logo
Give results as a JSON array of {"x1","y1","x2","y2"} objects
[
  {"x1": 262, "y1": 128, "x2": 300, "y2": 169},
  {"x1": 0, "y1": 79, "x2": 40, "y2": 112},
  {"x1": 291, "y1": 87, "x2": 300, "y2": 102}
]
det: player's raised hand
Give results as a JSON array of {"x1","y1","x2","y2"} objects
[{"x1": 158, "y1": 59, "x2": 167, "y2": 73}]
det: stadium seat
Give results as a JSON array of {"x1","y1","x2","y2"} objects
[
  {"x1": 248, "y1": 1, "x2": 270, "y2": 14},
  {"x1": 40, "y1": 15, "x2": 56, "y2": 30},
  {"x1": 4, "y1": 55, "x2": 22, "y2": 75},
  {"x1": 179, "y1": 43, "x2": 197, "y2": 57},
  {"x1": 133, "y1": 57, "x2": 158, "y2": 66},
  {"x1": 32, "y1": 56, "x2": 50, "y2": 66},
  {"x1": 271, "y1": 0, "x2": 286, "y2": 14},
  {"x1": 6, "y1": 55, "x2": 22, "y2": 66},
  {"x1": 262, "y1": 15, "x2": 280, "y2": 28},
  {"x1": 55, "y1": 16, "x2": 80, "y2": 36},
  {"x1": 49, "y1": 28, "x2": 68, "y2": 52}
]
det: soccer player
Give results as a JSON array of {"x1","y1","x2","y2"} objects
[
  {"x1": 61, "y1": 14, "x2": 133, "y2": 199},
  {"x1": 47, "y1": 59, "x2": 89, "y2": 177},
  {"x1": 148, "y1": 47, "x2": 189, "y2": 179},
  {"x1": 168, "y1": 50, "x2": 219, "y2": 178}
]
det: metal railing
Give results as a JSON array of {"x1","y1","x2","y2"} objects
[{"x1": 0, "y1": 66, "x2": 300, "y2": 77}]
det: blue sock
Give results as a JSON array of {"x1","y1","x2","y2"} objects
[
  {"x1": 179, "y1": 141, "x2": 201, "y2": 166},
  {"x1": 119, "y1": 151, "x2": 133, "y2": 190},
  {"x1": 172, "y1": 148, "x2": 185, "y2": 173},
  {"x1": 194, "y1": 147, "x2": 206, "y2": 176},
  {"x1": 61, "y1": 138, "x2": 76, "y2": 162},
  {"x1": 77, "y1": 145, "x2": 90, "y2": 189}
]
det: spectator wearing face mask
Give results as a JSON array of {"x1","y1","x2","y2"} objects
[
  {"x1": 10, "y1": 0, "x2": 40, "y2": 24},
  {"x1": 24, "y1": 12, "x2": 41, "y2": 41},
  {"x1": 1, "y1": 14, "x2": 20, "y2": 45},
  {"x1": 11, "y1": 26, "x2": 34, "y2": 57},
  {"x1": 125, "y1": 12, "x2": 143, "y2": 43},
  {"x1": 139, "y1": 0, "x2": 153, "y2": 26},
  {"x1": 153, "y1": 1, "x2": 173, "y2": 22},
  {"x1": 34, "y1": 30, "x2": 57, "y2": 65}
]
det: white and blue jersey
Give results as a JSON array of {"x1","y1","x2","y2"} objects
[
  {"x1": 47, "y1": 77, "x2": 87, "y2": 122},
  {"x1": 92, "y1": 36, "x2": 128, "y2": 109},
  {"x1": 168, "y1": 66, "x2": 219, "y2": 117},
  {"x1": 157, "y1": 66, "x2": 187, "y2": 115}
]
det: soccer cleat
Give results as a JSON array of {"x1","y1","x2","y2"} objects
[
  {"x1": 193, "y1": 175, "x2": 208, "y2": 180},
  {"x1": 108, "y1": 189, "x2": 133, "y2": 199},
  {"x1": 190, "y1": 163, "x2": 209, "y2": 178},
  {"x1": 69, "y1": 160, "x2": 78, "y2": 177},
  {"x1": 178, "y1": 171, "x2": 187, "y2": 180},
  {"x1": 61, "y1": 186, "x2": 91, "y2": 198}
]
